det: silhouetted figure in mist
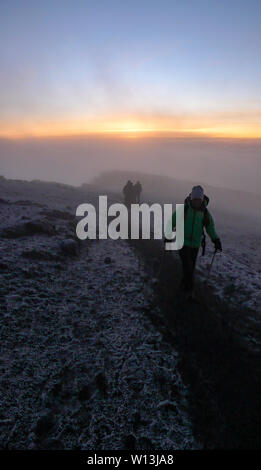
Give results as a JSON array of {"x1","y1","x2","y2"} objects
[
  {"x1": 123, "y1": 180, "x2": 134, "y2": 209},
  {"x1": 133, "y1": 181, "x2": 142, "y2": 203}
]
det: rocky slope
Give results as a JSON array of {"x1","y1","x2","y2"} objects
[{"x1": 0, "y1": 194, "x2": 195, "y2": 450}]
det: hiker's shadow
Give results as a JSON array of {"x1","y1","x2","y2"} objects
[
  {"x1": 132, "y1": 238, "x2": 261, "y2": 448},
  {"x1": 156, "y1": 254, "x2": 226, "y2": 352}
]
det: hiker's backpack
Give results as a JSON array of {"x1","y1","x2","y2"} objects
[{"x1": 184, "y1": 194, "x2": 210, "y2": 256}]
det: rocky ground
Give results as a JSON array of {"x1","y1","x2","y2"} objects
[
  {"x1": 0, "y1": 190, "x2": 195, "y2": 450},
  {"x1": 0, "y1": 177, "x2": 261, "y2": 450},
  {"x1": 131, "y1": 237, "x2": 261, "y2": 449}
]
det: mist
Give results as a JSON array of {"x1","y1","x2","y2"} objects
[{"x1": 0, "y1": 135, "x2": 260, "y2": 195}]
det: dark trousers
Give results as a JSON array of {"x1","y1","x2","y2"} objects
[{"x1": 178, "y1": 245, "x2": 199, "y2": 291}]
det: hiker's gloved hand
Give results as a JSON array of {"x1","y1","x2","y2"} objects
[{"x1": 214, "y1": 238, "x2": 222, "y2": 252}]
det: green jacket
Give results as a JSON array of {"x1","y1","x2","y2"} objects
[{"x1": 171, "y1": 199, "x2": 219, "y2": 248}]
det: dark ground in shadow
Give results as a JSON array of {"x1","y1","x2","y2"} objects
[{"x1": 129, "y1": 237, "x2": 261, "y2": 449}]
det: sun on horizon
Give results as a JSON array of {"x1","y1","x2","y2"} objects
[{"x1": 1, "y1": 114, "x2": 261, "y2": 140}]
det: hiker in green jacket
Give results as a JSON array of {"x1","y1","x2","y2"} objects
[{"x1": 166, "y1": 185, "x2": 222, "y2": 298}]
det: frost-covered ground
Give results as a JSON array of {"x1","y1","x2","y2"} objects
[
  {"x1": 196, "y1": 228, "x2": 261, "y2": 313},
  {"x1": 0, "y1": 180, "x2": 196, "y2": 450},
  {"x1": 1, "y1": 176, "x2": 261, "y2": 450}
]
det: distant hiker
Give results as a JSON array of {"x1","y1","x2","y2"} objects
[
  {"x1": 166, "y1": 185, "x2": 222, "y2": 299},
  {"x1": 133, "y1": 181, "x2": 142, "y2": 203},
  {"x1": 123, "y1": 180, "x2": 134, "y2": 209}
]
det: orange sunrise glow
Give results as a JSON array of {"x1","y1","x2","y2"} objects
[{"x1": 1, "y1": 114, "x2": 261, "y2": 140}]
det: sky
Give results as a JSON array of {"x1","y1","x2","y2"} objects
[
  {"x1": 0, "y1": 0, "x2": 261, "y2": 195},
  {"x1": 1, "y1": 0, "x2": 261, "y2": 139}
]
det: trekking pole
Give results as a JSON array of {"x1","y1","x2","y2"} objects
[{"x1": 206, "y1": 249, "x2": 217, "y2": 283}]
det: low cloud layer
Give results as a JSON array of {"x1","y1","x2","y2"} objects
[{"x1": 0, "y1": 135, "x2": 260, "y2": 196}]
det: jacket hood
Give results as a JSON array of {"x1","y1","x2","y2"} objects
[{"x1": 185, "y1": 194, "x2": 209, "y2": 208}]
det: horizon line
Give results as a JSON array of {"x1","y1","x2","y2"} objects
[{"x1": 1, "y1": 128, "x2": 261, "y2": 141}]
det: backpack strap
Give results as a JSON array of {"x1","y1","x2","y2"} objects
[
  {"x1": 184, "y1": 197, "x2": 190, "y2": 219},
  {"x1": 201, "y1": 207, "x2": 210, "y2": 256},
  {"x1": 201, "y1": 231, "x2": 206, "y2": 256},
  {"x1": 203, "y1": 207, "x2": 210, "y2": 227}
]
